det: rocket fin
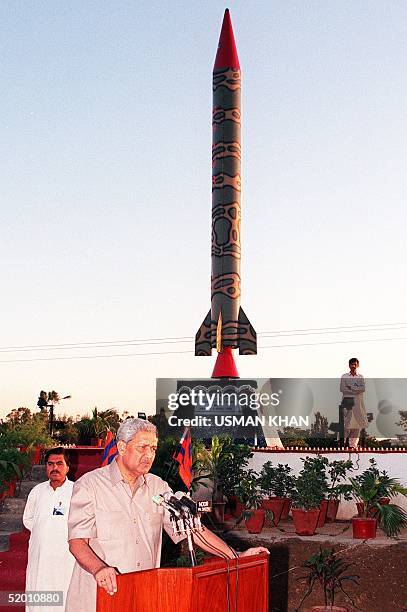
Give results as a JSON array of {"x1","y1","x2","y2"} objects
[
  {"x1": 237, "y1": 307, "x2": 257, "y2": 355},
  {"x1": 195, "y1": 311, "x2": 212, "y2": 356}
]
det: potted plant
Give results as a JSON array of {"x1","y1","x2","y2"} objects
[
  {"x1": 211, "y1": 437, "x2": 253, "y2": 518},
  {"x1": 353, "y1": 459, "x2": 406, "y2": 517},
  {"x1": 235, "y1": 470, "x2": 265, "y2": 534},
  {"x1": 0, "y1": 453, "x2": 24, "y2": 503},
  {"x1": 291, "y1": 456, "x2": 328, "y2": 535},
  {"x1": 306, "y1": 456, "x2": 330, "y2": 527},
  {"x1": 75, "y1": 408, "x2": 118, "y2": 446},
  {"x1": 326, "y1": 459, "x2": 354, "y2": 522},
  {"x1": 296, "y1": 547, "x2": 359, "y2": 611},
  {"x1": 349, "y1": 470, "x2": 407, "y2": 539},
  {"x1": 259, "y1": 462, "x2": 295, "y2": 526},
  {"x1": 195, "y1": 436, "x2": 246, "y2": 525}
]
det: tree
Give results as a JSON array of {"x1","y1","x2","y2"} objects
[
  {"x1": 1, "y1": 408, "x2": 53, "y2": 448},
  {"x1": 5, "y1": 407, "x2": 32, "y2": 426},
  {"x1": 398, "y1": 411, "x2": 407, "y2": 432},
  {"x1": 311, "y1": 411, "x2": 329, "y2": 437}
]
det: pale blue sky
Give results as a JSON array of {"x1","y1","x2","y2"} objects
[{"x1": 1, "y1": 1, "x2": 407, "y2": 419}]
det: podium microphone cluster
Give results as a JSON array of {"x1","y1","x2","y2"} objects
[{"x1": 152, "y1": 492, "x2": 203, "y2": 566}]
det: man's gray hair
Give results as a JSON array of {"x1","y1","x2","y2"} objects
[{"x1": 116, "y1": 418, "x2": 157, "y2": 443}]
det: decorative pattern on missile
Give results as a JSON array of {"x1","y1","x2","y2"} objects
[
  {"x1": 211, "y1": 202, "x2": 240, "y2": 258},
  {"x1": 195, "y1": 9, "x2": 257, "y2": 358}
]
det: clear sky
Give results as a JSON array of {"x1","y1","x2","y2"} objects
[{"x1": 1, "y1": 1, "x2": 407, "y2": 420}]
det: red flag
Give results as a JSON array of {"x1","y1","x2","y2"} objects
[
  {"x1": 101, "y1": 430, "x2": 118, "y2": 466},
  {"x1": 173, "y1": 428, "x2": 192, "y2": 490}
]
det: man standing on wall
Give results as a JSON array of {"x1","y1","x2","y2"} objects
[{"x1": 340, "y1": 357, "x2": 368, "y2": 448}]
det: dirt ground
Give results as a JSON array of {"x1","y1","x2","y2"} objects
[{"x1": 223, "y1": 533, "x2": 407, "y2": 612}]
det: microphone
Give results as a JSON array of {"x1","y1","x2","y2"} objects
[
  {"x1": 152, "y1": 494, "x2": 182, "y2": 518},
  {"x1": 162, "y1": 492, "x2": 186, "y2": 514},
  {"x1": 174, "y1": 491, "x2": 197, "y2": 515}
]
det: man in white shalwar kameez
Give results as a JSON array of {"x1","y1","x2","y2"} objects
[
  {"x1": 340, "y1": 357, "x2": 368, "y2": 448},
  {"x1": 23, "y1": 447, "x2": 75, "y2": 612}
]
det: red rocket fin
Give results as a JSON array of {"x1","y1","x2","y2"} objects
[{"x1": 214, "y1": 9, "x2": 240, "y2": 70}]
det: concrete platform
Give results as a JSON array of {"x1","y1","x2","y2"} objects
[{"x1": 224, "y1": 519, "x2": 407, "y2": 547}]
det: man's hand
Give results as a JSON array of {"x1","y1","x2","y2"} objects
[
  {"x1": 94, "y1": 566, "x2": 118, "y2": 596},
  {"x1": 239, "y1": 546, "x2": 269, "y2": 557}
]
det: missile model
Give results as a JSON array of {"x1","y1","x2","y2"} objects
[{"x1": 195, "y1": 9, "x2": 257, "y2": 362}]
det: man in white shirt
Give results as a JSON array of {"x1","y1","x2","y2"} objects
[
  {"x1": 23, "y1": 447, "x2": 75, "y2": 612},
  {"x1": 340, "y1": 357, "x2": 368, "y2": 448}
]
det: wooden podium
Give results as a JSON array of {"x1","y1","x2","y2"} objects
[{"x1": 97, "y1": 553, "x2": 269, "y2": 612}]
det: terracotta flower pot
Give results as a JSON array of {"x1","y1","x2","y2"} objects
[
  {"x1": 226, "y1": 494, "x2": 237, "y2": 517},
  {"x1": 317, "y1": 499, "x2": 329, "y2": 527},
  {"x1": 7, "y1": 480, "x2": 17, "y2": 498},
  {"x1": 326, "y1": 499, "x2": 340, "y2": 522},
  {"x1": 280, "y1": 497, "x2": 292, "y2": 520},
  {"x1": 245, "y1": 509, "x2": 265, "y2": 534},
  {"x1": 234, "y1": 500, "x2": 245, "y2": 519},
  {"x1": 357, "y1": 497, "x2": 390, "y2": 518},
  {"x1": 31, "y1": 445, "x2": 42, "y2": 465},
  {"x1": 292, "y1": 508, "x2": 320, "y2": 536},
  {"x1": 211, "y1": 501, "x2": 226, "y2": 525},
  {"x1": 262, "y1": 497, "x2": 285, "y2": 527},
  {"x1": 352, "y1": 517, "x2": 377, "y2": 539}
]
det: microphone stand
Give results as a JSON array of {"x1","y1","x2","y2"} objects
[{"x1": 185, "y1": 517, "x2": 198, "y2": 567}]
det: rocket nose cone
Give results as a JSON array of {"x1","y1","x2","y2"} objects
[{"x1": 214, "y1": 8, "x2": 240, "y2": 70}]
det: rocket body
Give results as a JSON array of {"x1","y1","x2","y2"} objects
[{"x1": 195, "y1": 10, "x2": 257, "y2": 357}]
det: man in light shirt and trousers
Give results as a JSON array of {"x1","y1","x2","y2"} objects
[
  {"x1": 23, "y1": 447, "x2": 75, "y2": 612},
  {"x1": 340, "y1": 357, "x2": 368, "y2": 448}
]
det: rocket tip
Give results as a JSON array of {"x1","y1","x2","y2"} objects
[{"x1": 214, "y1": 8, "x2": 240, "y2": 70}]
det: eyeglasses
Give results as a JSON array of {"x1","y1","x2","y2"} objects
[{"x1": 133, "y1": 444, "x2": 158, "y2": 454}]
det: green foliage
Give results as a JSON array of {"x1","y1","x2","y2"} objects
[
  {"x1": 398, "y1": 411, "x2": 407, "y2": 432},
  {"x1": 349, "y1": 461, "x2": 407, "y2": 537},
  {"x1": 259, "y1": 462, "x2": 295, "y2": 498},
  {"x1": 310, "y1": 411, "x2": 329, "y2": 437},
  {"x1": 0, "y1": 408, "x2": 51, "y2": 492},
  {"x1": 291, "y1": 455, "x2": 328, "y2": 510},
  {"x1": 74, "y1": 417, "x2": 94, "y2": 445},
  {"x1": 353, "y1": 459, "x2": 407, "y2": 501},
  {"x1": 379, "y1": 503, "x2": 407, "y2": 538},
  {"x1": 194, "y1": 435, "x2": 253, "y2": 501},
  {"x1": 74, "y1": 408, "x2": 120, "y2": 444},
  {"x1": 0, "y1": 446, "x2": 31, "y2": 492},
  {"x1": 53, "y1": 415, "x2": 78, "y2": 445},
  {"x1": 297, "y1": 547, "x2": 359, "y2": 610},
  {"x1": 327, "y1": 459, "x2": 354, "y2": 501},
  {"x1": 234, "y1": 469, "x2": 263, "y2": 509},
  {"x1": 175, "y1": 548, "x2": 205, "y2": 567},
  {"x1": 1, "y1": 409, "x2": 54, "y2": 448}
]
